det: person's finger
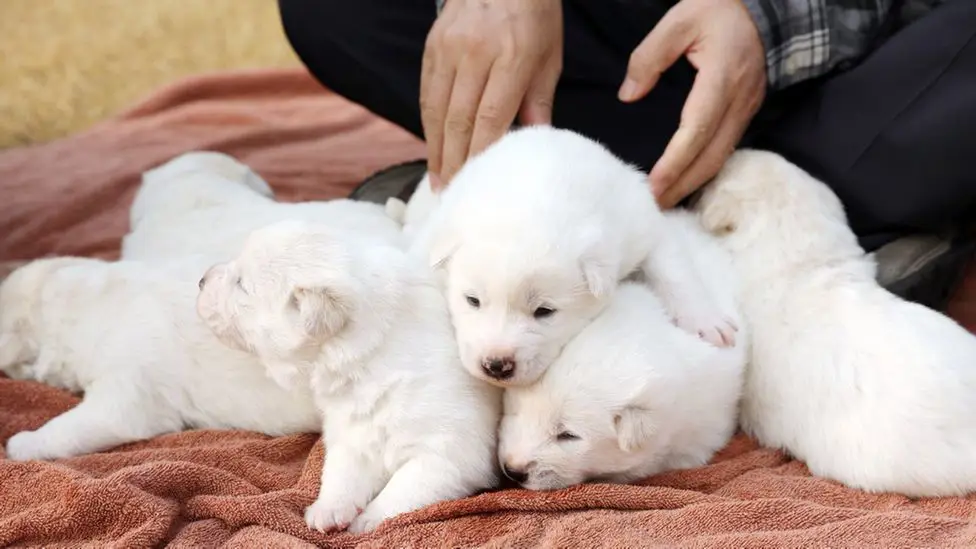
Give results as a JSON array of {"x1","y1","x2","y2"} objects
[
  {"x1": 440, "y1": 57, "x2": 494, "y2": 185},
  {"x1": 427, "y1": 172, "x2": 445, "y2": 192},
  {"x1": 657, "y1": 98, "x2": 748, "y2": 208},
  {"x1": 649, "y1": 62, "x2": 732, "y2": 196},
  {"x1": 420, "y1": 44, "x2": 456, "y2": 183},
  {"x1": 517, "y1": 79, "x2": 556, "y2": 127},
  {"x1": 517, "y1": 56, "x2": 560, "y2": 126},
  {"x1": 618, "y1": 8, "x2": 694, "y2": 103},
  {"x1": 465, "y1": 59, "x2": 535, "y2": 161}
]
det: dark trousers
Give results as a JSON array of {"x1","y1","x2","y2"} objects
[{"x1": 278, "y1": 0, "x2": 975, "y2": 252}]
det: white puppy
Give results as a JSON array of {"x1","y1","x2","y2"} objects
[
  {"x1": 196, "y1": 220, "x2": 501, "y2": 533},
  {"x1": 0, "y1": 256, "x2": 319, "y2": 462},
  {"x1": 123, "y1": 151, "x2": 402, "y2": 262},
  {"x1": 695, "y1": 149, "x2": 976, "y2": 497},
  {"x1": 499, "y1": 211, "x2": 746, "y2": 490},
  {"x1": 128, "y1": 151, "x2": 276, "y2": 231},
  {"x1": 410, "y1": 126, "x2": 737, "y2": 387}
]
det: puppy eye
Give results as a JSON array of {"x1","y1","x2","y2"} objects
[
  {"x1": 533, "y1": 306, "x2": 556, "y2": 319},
  {"x1": 465, "y1": 295, "x2": 480, "y2": 308},
  {"x1": 556, "y1": 431, "x2": 580, "y2": 442},
  {"x1": 236, "y1": 277, "x2": 248, "y2": 295}
]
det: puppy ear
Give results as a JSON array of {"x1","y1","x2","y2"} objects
[
  {"x1": 290, "y1": 286, "x2": 347, "y2": 340},
  {"x1": 577, "y1": 224, "x2": 619, "y2": 298},
  {"x1": 613, "y1": 406, "x2": 656, "y2": 452},
  {"x1": 428, "y1": 234, "x2": 459, "y2": 270},
  {"x1": 697, "y1": 186, "x2": 738, "y2": 235},
  {"x1": 578, "y1": 253, "x2": 616, "y2": 299}
]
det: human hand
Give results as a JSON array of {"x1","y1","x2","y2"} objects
[
  {"x1": 618, "y1": 0, "x2": 767, "y2": 208},
  {"x1": 421, "y1": 0, "x2": 563, "y2": 190}
]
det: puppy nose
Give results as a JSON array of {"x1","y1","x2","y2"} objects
[
  {"x1": 501, "y1": 463, "x2": 529, "y2": 485},
  {"x1": 481, "y1": 356, "x2": 516, "y2": 380},
  {"x1": 199, "y1": 266, "x2": 220, "y2": 291}
]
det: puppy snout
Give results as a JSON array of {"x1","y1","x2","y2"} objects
[
  {"x1": 481, "y1": 356, "x2": 516, "y2": 380},
  {"x1": 199, "y1": 265, "x2": 223, "y2": 291},
  {"x1": 501, "y1": 462, "x2": 530, "y2": 485}
]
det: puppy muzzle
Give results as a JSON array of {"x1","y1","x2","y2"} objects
[{"x1": 481, "y1": 356, "x2": 516, "y2": 380}]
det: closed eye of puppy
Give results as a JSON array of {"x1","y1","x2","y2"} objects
[
  {"x1": 196, "y1": 220, "x2": 501, "y2": 534},
  {"x1": 0, "y1": 256, "x2": 320, "y2": 462},
  {"x1": 694, "y1": 149, "x2": 976, "y2": 497},
  {"x1": 409, "y1": 126, "x2": 738, "y2": 388},
  {"x1": 498, "y1": 212, "x2": 746, "y2": 490}
]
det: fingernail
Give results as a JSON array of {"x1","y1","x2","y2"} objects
[
  {"x1": 618, "y1": 78, "x2": 640, "y2": 102},
  {"x1": 648, "y1": 176, "x2": 664, "y2": 197},
  {"x1": 429, "y1": 172, "x2": 444, "y2": 190}
]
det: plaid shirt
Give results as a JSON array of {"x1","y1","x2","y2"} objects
[
  {"x1": 743, "y1": 0, "x2": 940, "y2": 89},
  {"x1": 435, "y1": 0, "x2": 943, "y2": 90}
]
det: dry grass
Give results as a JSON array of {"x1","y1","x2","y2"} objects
[{"x1": 0, "y1": 0, "x2": 300, "y2": 148}]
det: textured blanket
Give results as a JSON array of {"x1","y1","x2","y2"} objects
[{"x1": 0, "y1": 68, "x2": 974, "y2": 548}]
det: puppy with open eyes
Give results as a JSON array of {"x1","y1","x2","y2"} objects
[
  {"x1": 694, "y1": 149, "x2": 976, "y2": 497},
  {"x1": 123, "y1": 151, "x2": 403, "y2": 263},
  {"x1": 408, "y1": 126, "x2": 738, "y2": 388},
  {"x1": 498, "y1": 210, "x2": 746, "y2": 490},
  {"x1": 196, "y1": 220, "x2": 501, "y2": 534},
  {"x1": 0, "y1": 256, "x2": 320, "y2": 462}
]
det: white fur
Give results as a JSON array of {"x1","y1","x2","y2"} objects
[
  {"x1": 384, "y1": 197, "x2": 407, "y2": 224},
  {"x1": 196, "y1": 220, "x2": 501, "y2": 533},
  {"x1": 409, "y1": 126, "x2": 737, "y2": 387},
  {"x1": 387, "y1": 174, "x2": 443, "y2": 247},
  {"x1": 0, "y1": 256, "x2": 319, "y2": 462},
  {"x1": 499, "y1": 211, "x2": 746, "y2": 490},
  {"x1": 402, "y1": 174, "x2": 441, "y2": 241},
  {"x1": 123, "y1": 151, "x2": 403, "y2": 262},
  {"x1": 695, "y1": 149, "x2": 976, "y2": 497},
  {"x1": 128, "y1": 151, "x2": 275, "y2": 231}
]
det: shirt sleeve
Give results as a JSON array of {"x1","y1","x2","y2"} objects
[{"x1": 740, "y1": 0, "x2": 896, "y2": 90}]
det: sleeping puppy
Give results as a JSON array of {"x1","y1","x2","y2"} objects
[
  {"x1": 123, "y1": 151, "x2": 403, "y2": 262},
  {"x1": 499, "y1": 211, "x2": 746, "y2": 490},
  {"x1": 196, "y1": 220, "x2": 501, "y2": 534},
  {"x1": 0, "y1": 256, "x2": 319, "y2": 462},
  {"x1": 694, "y1": 149, "x2": 976, "y2": 497},
  {"x1": 409, "y1": 126, "x2": 738, "y2": 388},
  {"x1": 127, "y1": 150, "x2": 276, "y2": 232}
]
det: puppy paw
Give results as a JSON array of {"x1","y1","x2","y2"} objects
[
  {"x1": 347, "y1": 511, "x2": 385, "y2": 535},
  {"x1": 304, "y1": 496, "x2": 362, "y2": 533},
  {"x1": 5, "y1": 431, "x2": 50, "y2": 461},
  {"x1": 673, "y1": 311, "x2": 738, "y2": 348}
]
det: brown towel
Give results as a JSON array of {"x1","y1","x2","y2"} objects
[{"x1": 0, "y1": 68, "x2": 974, "y2": 548}]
